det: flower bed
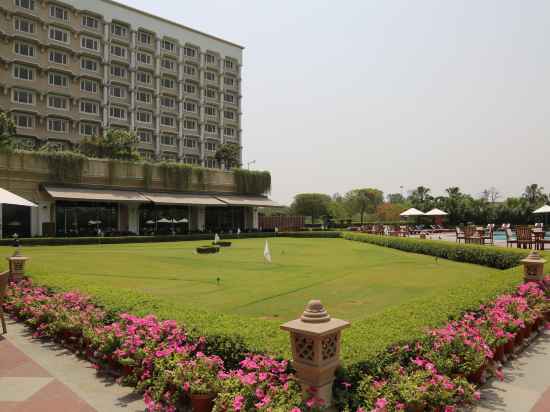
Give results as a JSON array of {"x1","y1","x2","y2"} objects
[{"x1": 3, "y1": 278, "x2": 549, "y2": 412}]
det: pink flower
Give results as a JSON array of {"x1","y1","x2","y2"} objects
[
  {"x1": 375, "y1": 398, "x2": 388, "y2": 409},
  {"x1": 232, "y1": 395, "x2": 245, "y2": 411}
]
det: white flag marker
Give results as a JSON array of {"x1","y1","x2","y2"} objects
[
  {"x1": 214, "y1": 233, "x2": 220, "y2": 244},
  {"x1": 264, "y1": 240, "x2": 272, "y2": 263}
]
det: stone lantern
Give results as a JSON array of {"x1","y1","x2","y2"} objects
[
  {"x1": 6, "y1": 238, "x2": 29, "y2": 282},
  {"x1": 280, "y1": 300, "x2": 350, "y2": 407},
  {"x1": 520, "y1": 250, "x2": 546, "y2": 283}
]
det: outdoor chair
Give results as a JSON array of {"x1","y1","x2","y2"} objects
[
  {"x1": 505, "y1": 229, "x2": 517, "y2": 248},
  {"x1": 483, "y1": 226, "x2": 494, "y2": 245},
  {"x1": 464, "y1": 226, "x2": 481, "y2": 245},
  {"x1": 455, "y1": 227, "x2": 465, "y2": 243},
  {"x1": 0, "y1": 271, "x2": 8, "y2": 334},
  {"x1": 516, "y1": 226, "x2": 533, "y2": 249}
]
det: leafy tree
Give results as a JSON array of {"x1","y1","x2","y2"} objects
[
  {"x1": 79, "y1": 128, "x2": 140, "y2": 161},
  {"x1": 445, "y1": 187, "x2": 462, "y2": 198},
  {"x1": 375, "y1": 203, "x2": 404, "y2": 221},
  {"x1": 290, "y1": 193, "x2": 332, "y2": 223},
  {"x1": 523, "y1": 184, "x2": 545, "y2": 206},
  {"x1": 408, "y1": 186, "x2": 433, "y2": 211},
  {"x1": 387, "y1": 193, "x2": 405, "y2": 204},
  {"x1": 344, "y1": 188, "x2": 384, "y2": 225},
  {"x1": 215, "y1": 142, "x2": 241, "y2": 169},
  {"x1": 328, "y1": 193, "x2": 351, "y2": 220},
  {"x1": 0, "y1": 111, "x2": 16, "y2": 150}
]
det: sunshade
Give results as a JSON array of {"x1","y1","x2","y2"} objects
[
  {"x1": 425, "y1": 208, "x2": 448, "y2": 216},
  {"x1": 399, "y1": 208, "x2": 425, "y2": 217},
  {"x1": 533, "y1": 205, "x2": 550, "y2": 214},
  {"x1": 0, "y1": 188, "x2": 37, "y2": 207}
]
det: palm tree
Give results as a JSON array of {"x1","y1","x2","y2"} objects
[
  {"x1": 523, "y1": 184, "x2": 545, "y2": 205},
  {"x1": 445, "y1": 187, "x2": 461, "y2": 198}
]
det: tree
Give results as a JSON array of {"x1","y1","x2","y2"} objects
[
  {"x1": 0, "y1": 111, "x2": 16, "y2": 150},
  {"x1": 408, "y1": 186, "x2": 433, "y2": 211},
  {"x1": 80, "y1": 128, "x2": 140, "y2": 161},
  {"x1": 344, "y1": 188, "x2": 384, "y2": 225},
  {"x1": 328, "y1": 193, "x2": 351, "y2": 220},
  {"x1": 290, "y1": 193, "x2": 332, "y2": 223},
  {"x1": 481, "y1": 187, "x2": 501, "y2": 203},
  {"x1": 375, "y1": 203, "x2": 404, "y2": 221},
  {"x1": 215, "y1": 142, "x2": 241, "y2": 169},
  {"x1": 523, "y1": 184, "x2": 545, "y2": 206},
  {"x1": 387, "y1": 193, "x2": 405, "y2": 204},
  {"x1": 445, "y1": 187, "x2": 462, "y2": 198}
]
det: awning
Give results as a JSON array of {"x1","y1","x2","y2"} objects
[
  {"x1": 0, "y1": 188, "x2": 37, "y2": 207},
  {"x1": 143, "y1": 192, "x2": 226, "y2": 206},
  {"x1": 44, "y1": 186, "x2": 149, "y2": 203},
  {"x1": 216, "y1": 195, "x2": 281, "y2": 207}
]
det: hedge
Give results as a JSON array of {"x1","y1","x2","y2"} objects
[
  {"x1": 0, "y1": 231, "x2": 342, "y2": 247},
  {"x1": 343, "y1": 232, "x2": 531, "y2": 269}
]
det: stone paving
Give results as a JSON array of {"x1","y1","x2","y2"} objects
[{"x1": 0, "y1": 319, "x2": 145, "y2": 412}]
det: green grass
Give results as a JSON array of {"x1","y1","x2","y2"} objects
[{"x1": 2, "y1": 238, "x2": 523, "y2": 364}]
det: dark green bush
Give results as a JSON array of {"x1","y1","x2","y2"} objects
[
  {"x1": 214, "y1": 241, "x2": 232, "y2": 247},
  {"x1": 197, "y1": 245, "x2": 220, "y2": 254},
  {"x1": 343, "y1": 232, "x2": 530, "y2": 269}
]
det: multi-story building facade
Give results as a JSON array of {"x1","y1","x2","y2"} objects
[{"x1": 0, "y1": 0, "x2": 243, "y2": 169}]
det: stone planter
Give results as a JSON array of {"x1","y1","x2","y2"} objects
[
  {"x1": 494, "y1": 345, "x2": 505, "y2": 363},
  {"x1": 189, "y1": 394, "x2": 214, "y2": 412},
  {"x1": 504, "y1": 339, "x2": 515, "y2": 354},
  {"x1": 514, "y1": 328, "x2": 525, "y2": 346}
]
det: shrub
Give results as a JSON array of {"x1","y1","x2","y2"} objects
[
  {"x1": 213, "y1": 241, "x2": 232, "y2": 247},
  {"x1": 197, "y1": 245, "x2": 220, "y2": 254},
  {"x1": 343, "y1": 232, "x2": 530, "y2": 269},
  {"x1": 233, "y1": 169, "x2": 271, "y2": 194}
]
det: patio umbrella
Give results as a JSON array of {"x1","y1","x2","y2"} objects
[
  {"x1": 177, "y1": 218, "x2": 189, "y2": 223},
  {"x1": 146, "y1": 220, "x2": 156, "y2": 225},
  {"x1": 399, "y1": 208, "x2": 425, "y2": 217},
  {"x1": 0, "y1": 188, "x2": 37, "y2": 239},
  {"x1": 534, "y1": 205, "x2": 550, "y2": 226},
  {"x1": 157, "y1": 218, "x2": 171, "y2": 223},
  {"x1": 425, "y1": 208, "x2": 448, "y2": 226}
]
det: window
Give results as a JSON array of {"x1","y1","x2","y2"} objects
[
  {"x1": 161, "y1": 77, "x2": 175, "y2": 89},
  {"x1": 184, "y1": 119, "x2": 196, "y2": 130},
  {"x1": 206, "y1": 158, "x2": 217, "y2": 168},
  {"x1": 136, "y1": 110, "x2": 152, "y2": 124},
  {"x1": 110, "y1": 44, "x2": 127, "y2": 59},
  {"x1": 49, "y1": 27, "x2": 69, "y2": 44},
  {"x1": 184, "y1": 101, "x2": 196, "y2": 112},
  {"x1": 137, "y1": 52, "x2": 152, "y2": 65},
  {"x1": 160, "y1": 115, "x2": 175, "y2": 128},
  {"x1": 111, "y1": 23, "x2": 127, "y2": 37},
  {"x1": 205, "y1": 53, "x2": 216, "y2": 64},
  {"x1": 80, "y1": 100, "x2": 99, "y2": 114},
  {"x1": 15, "y1": 0, "x2": 35, "y2": 11},
  {"x1": 224, "y1": 59, "x2": 235, "y2": 70},
  {"x1": 184, "y1": 47, "x2": 196, "y2": 58},
  {"x1": 183, "y1": 156, "x2": 200, "y2": 165},
  {"x1": 110, "y1": 106, "x2": 127, "y2": 120},
  {"x1": 48, "y1": 71, "x2": 68, "y2": 88},
  {"x1": 160, "y1": 96, "x2": 176, "y2": 109},
  {"x1": 224, "y1": 127, "x2": 236, "y2": 137},
  {"x1": 160, "y1": 134, "x2": 176, "y2": 146},
  {"x1": 49, "y1": 50, "x2": 68, "y2": 65},
  {"x1": 162, "y1": 152, "x2": 178, "y2": 161},
  {"x1": 224, "y1": 92, "x2": 235, "y2": 104},
  {"x1": 161, "y1": 58, "x2": 176, "y2": 72},
  {"x1": 204, "y1": 124, "x2": 217, "y2": 134},
  {"x1": 137, "y1": 130, "x2": 152, "y2": 144},
  {"x1": 13, "y1": 113, "x2": 34, "y2": 129},
  {"x1": 224, "y1": 76, "x2": 235, "y2": 86},
  {"x1": 138, "y1": 31, "x2": 152, "y2": 45},
  {"x1": 205, "y1": 106, "x2": 216, "y2": 117},
  {"x1": 81, "y1": 36, "x2": 100, "y2": 51},
  {"x1": 184, "y1": 136, "x2": 197, "y2": 148},
  {"x1": 161, "y1": 39, "x2": 175, "y2": 53},
  {"x1": 13, "y1": 64, "x2": 34, "y2": 81},
  {"x1": 205, "y1": 88, "x2": 217, "y2": 99},
  {"x1": 110, "y1": 64, "x2": 127, "y2": 79},
  {"x1": 224, "y1": 110, "x2": 235, "y2": 120},
  {"x1": 47, "y1": 95, "x2": 68, "y2": 110},
  {"x1": 49, "y1": 5, "x2": 69, "y2": 21},
  {"x1": 80, "y1": 78, "x2": 98, "y2": 93},
  {"x1": 110, "y1": 85, "x2": 126, "y2": 99},
  {"x1": 184, "y1": 65, "x2": 196, "y2": 76},
  {"x1": 136, "y1": 90, "x2": 152, "y2": 104},
  {"x1": 139, "y1": 150, "x2": 155, "y2": 160},
  {"x1": 80, "y1": 122, "x2": 98, "y2": 136},
  {"x1": 15, "y1": 17, "x2": 35, "y2": 34},
  {"x1": 136, "y1": 71, "x2": 152, "y2": 85},
  {"x1": 205, "y1": 71, "x2": 216, "y2": 81},
  {"x1": 12, "y1": 89, "x2": 34, "y2": 105},
  {"x1": 205, "y1": 141, "x2": 217, "y2": 151},
  {"x1": 47, "y1": 118, "x2": 67, "y2": 133},
  {"x1": 184, "y1": 83, "x2": 196, "y2": 94},
  {"x1": 81, "y1": 15, "x2": 98, "y2": 29},
  {"x1": 14, "y1": 42, "x2": 35, "y2": 58},
  {"x1": 81, "y1": 58, "x2": 98, "y2": 72}
]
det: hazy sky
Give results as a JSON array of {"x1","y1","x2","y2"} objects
[{"x1": 122, "y1": 0, "x2": 550, "y2": 205}]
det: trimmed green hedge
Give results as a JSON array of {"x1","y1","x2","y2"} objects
[
  {"x1": 2, "y1": 231, "x2": 342, "y2": 247},
  {"x1": 343, "y1": 232, "x2": 531, "y2": 269}
]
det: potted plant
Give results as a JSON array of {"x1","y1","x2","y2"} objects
[{"x1": 179, "y1": 354, "x2": 223, "y2": 412}]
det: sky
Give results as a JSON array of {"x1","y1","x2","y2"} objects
[{"x1": 121, "y1": 0, "x2": 550, "y2": 205}]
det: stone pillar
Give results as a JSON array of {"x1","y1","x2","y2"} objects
[
  {"x1": 521, "y1": 251, "x2": 546, "y2": 283},
  {"x1": 280, "y1": 300, "x2": 350, "y2": 408}
]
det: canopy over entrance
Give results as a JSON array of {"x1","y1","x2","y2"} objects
[
  {"x1": 0, "y1": 188, "x2": 37, "y2": 207},
  {"x1": 44, "y1": 186, "x2": 148, "y2": 203}
]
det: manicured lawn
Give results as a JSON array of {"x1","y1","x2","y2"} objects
[{"x1": 1, "y1": 237, "x2": 523, "y2": 363}]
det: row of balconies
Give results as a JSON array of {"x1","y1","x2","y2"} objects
[{"x1": 1, "y1": 7, "x2": 240, "y2": 73}]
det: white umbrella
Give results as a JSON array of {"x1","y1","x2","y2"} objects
[
  {"x1": 0, "y1": 188, "x2": 37, "y2": 208},
  {"x1": 533, "y1": 205, "x2": 550, "y2": 214},
  {"x1": 400, "y1": 208, "x2": 425, "y2": 217},
  {"x1": 425, "y1": 208, "x2": 448, "y2": 216},
  {"x1": 157, "y1": 218, "x2": 171, "y2": 223},
  {"x1": 177, "y1": 218, "x2": 189, "y2": 223},
  {"x1": 146, "y1": 220, "x2": 156, "y2": 225}
]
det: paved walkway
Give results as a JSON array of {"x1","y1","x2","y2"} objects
[{"x1": 0, "y1": 319, "x2": 145, "y2": 412}]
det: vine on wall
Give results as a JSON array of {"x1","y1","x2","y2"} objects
[
  {"x1": 37, "y1": 151, "x2": 87, "y2": 183},
  {"x1": 233, "y1": 169, "x2": 272, "y2": 195}
]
